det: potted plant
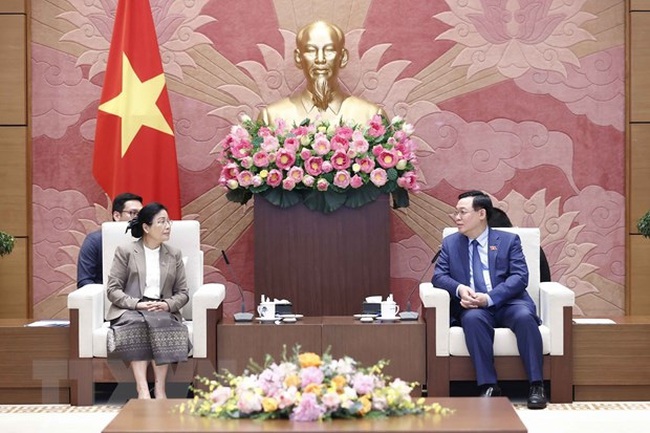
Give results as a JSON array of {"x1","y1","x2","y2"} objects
[
  {"x1": 0, "y1": 231, "x2": 15, "y2": 257},
  {"x1": 638, "y1": 210, "x2": 650, "y2": 239}
]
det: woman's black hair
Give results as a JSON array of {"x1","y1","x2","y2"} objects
[{"x1": 126, "y1": 202, "x2": 167, "y2": 238}]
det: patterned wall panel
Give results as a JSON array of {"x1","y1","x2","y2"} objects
[{"x1": 30, "y1": 0, "x2": 625, "y2": 319}]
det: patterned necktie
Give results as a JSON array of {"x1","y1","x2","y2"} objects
[{"x1": 472, "y1": 239, "x2": 488, "y2": 293}]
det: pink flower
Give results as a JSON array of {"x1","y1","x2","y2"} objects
[
  {"x1": 333, "y1": 170, "x2": 351, "y2": 188},
  {"x1": 370, "y1": 168, "x2": 388, "y2": 187},
  {"x1": 262, "y1": 135, "x2": 280, "y2": 152},
  {"x1": 300, "y1": 148, "x2": 312, "y2": 160},
  {"x1": 232, "y1": 125, "x2": 250, "y2": 140},
  {"x1": 210, "y1": 386, "x2": 232, "y2": 406},
  {"x1": 266, "y1": 169, "x2": 283, "y2": 187},
  {"x1": 274, "y1": 118, "x2": 287, "y2": 135},
  {"x1": 222, "y1": 162, "x2": 239, "y2": 180},
  {"x1": 300, "y1": 366, "x2": 324, "y2": 387},
  {"x1": 282, "y1": 177, "x2": 296, "y2": 191},
  {"x1": 321, "y1": 391, "x2": 341, "y2": 409},
  {"x1": 350, "y1": 175, "x2": 363, "y2": 189},
  {"x1": 275, "y1": 149, "x2": 296, "y2": 170},
  {"x1": 284, "y1": 137, "x2": 300, "y2": 152},
  {"x1": 330, "y1": 134, "x2": 350, "y2": 151},
  {"x1": 305, "y1": 156, "x2": 323, "y2": 176},
  {"x1": 372, "y1": 144, "x2": 384, "y2": 157},
  {"x1": 397, "y1": 171, "x2": 419, "y2": 191},
  {"x1": 230, "y1": 140, "x2": 252, "y2": 159},
  {"x1": 334, "y1": 126, "x2": 354, "y2": 140},
  {"x1": 312, "y1": 133, "x2": 331, "y2": 155},
  {"x1": 330, "y1": 150, "x2": 351, "y2": 170},
  {"x1": 302, "y1": 175, "x2": 315, "y2": 187},
  {"x1": 290, "y1": 392, "x2": 325, "y2": 422},
  {"x1": 377, "y1": 149, "x2": 397, "y2": 168},
  {"x1": 367, "y1": 114, "x2": 386, "y2": 138},
  {"x1": 257, "y1": 126, "x2": 273, "y2": 138},
  {"x1": 277, "y1": 387, "x2": 298, "y2": 409},
  {"x1": 253, "y1": 151, "x2": 270, "y2": 167},
  {"x1": 316, "y1": 178, "x2": 329, "y2": 191},
  {"x1": 349, "y1": 131, "x2": 369, "y2": 153},
  {"x1": 352, "y1": 372, "x2": 375, "y2": 395},
  {"x1": 240, "y1": 156, "x2": 253, "y2": 169},
  {"x1": 237, "y1": 170, "x2": 254, "y2": 187},
  {"x1": 252, "y1": 175, "x2": 263, "y2": 187},
  {"x1": 357, "y1": 157, "x2": 375, "y2": 174},
  {"x1": 288, "y1": 166, "x2": 304, "y2": 183},
  {"x1": 237, "y1": 390, "x2": 262, "y2": 414},
  {"x1": 321, "y1": 161, "x2": 333, "y2": 173}
]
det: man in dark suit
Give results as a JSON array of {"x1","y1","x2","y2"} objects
[{"x1": 432, "y1": 190, "x2": 547, "y2": 409}]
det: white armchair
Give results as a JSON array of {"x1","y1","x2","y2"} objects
[
  {"x1": 419, "y1": 227, "x2": 574, "y2": 402},
  {"x1": 68, "y1": 220, "x2": 225, "y2": 405}
]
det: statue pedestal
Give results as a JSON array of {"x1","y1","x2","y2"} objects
[{"x1": 254, "y1": 195, "x2": 390, "y2": 316}]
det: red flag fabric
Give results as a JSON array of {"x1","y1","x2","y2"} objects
[{"x1": 93, "y1": 0, "x2": 181, "y2": 219}]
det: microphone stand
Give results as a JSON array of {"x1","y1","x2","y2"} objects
[
  {"x1": 399, "y1": 249, "x2": 441, "y2": 320},
  {"x1": 221, "y1": 250, "x2": 253, "y2": 322}
]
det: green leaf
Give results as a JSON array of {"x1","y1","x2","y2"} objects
[
  {"x1": 260, "y1": 188, "x2": 302, "y2": 209},
  {"x1": 344, "y1": 184, "x2": 381, "y2": 209},
  {"x1": 303, "y1": 190, "x2": 347, "y2": 213},
  {"x1": 225, "y1": 188, "x2": 253, "y2": 205},
  {"x1": 391, "y1": 187, "x2": 410, "y2": 209}
]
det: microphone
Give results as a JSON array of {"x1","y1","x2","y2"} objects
[
  {"x1": 399, "y1": 249, "x2": 441, "y2": 320},
  {"x1": 221, "y1": 250, "x2": 253, "y2": 322}
]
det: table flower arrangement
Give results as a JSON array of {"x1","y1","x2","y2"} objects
[
  {"x1": 180, "y1": 347, "x2": 450, "y2": 422},
  {"x1": 217, "y1": 114, "x2": 419, "y2": 214}
]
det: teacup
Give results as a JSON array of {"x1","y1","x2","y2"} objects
[
  {"x1": 257, "y1": 302, "x2": 276, "y2": 319},
  {"x1": 380, "y1": 301, "x2": 399, "y2": 318}
]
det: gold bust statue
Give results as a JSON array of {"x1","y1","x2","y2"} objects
[{"x1": 259, "y1": 20, "x2": 386, "y2": 126}]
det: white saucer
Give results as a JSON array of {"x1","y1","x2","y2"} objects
[
  {"x1": 376, "y1": 316, "x2": 400, "y2": 321},
  {"x1": 278, "y1": 314, "x2": 304, "y2": 319},
  {"x1": 282, "y1": 317, "x2": 297, "y2": 323},
  {"x1": 256, "y1": 317, "x2": 278, "y2": 322},
  {"x1": 354, "y1": 313, "x2": 378, "y2": 319}
]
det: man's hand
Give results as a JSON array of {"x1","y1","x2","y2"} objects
[{"x1": 458, "y1": 285, "x2": 489, "y2": 309}]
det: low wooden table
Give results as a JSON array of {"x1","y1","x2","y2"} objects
[{"x1": 102, "y1": 398, "x2": 526, "y2": 433}]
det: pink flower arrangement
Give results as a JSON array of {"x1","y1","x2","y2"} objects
[
  {"x1": 217, "y1": 115, "x2": 420, "y2": 213},
  {"x1": 182, "y1": 347, "x2": 451, "y2": 422}
]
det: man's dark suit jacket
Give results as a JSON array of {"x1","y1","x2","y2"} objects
[{"x1": 432, "y1": 228, "x2": 536, "y2": 322}]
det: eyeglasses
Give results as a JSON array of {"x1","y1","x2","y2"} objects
[
  {"x1": 153, "y1": 218, "x2": 172, "y2": 227},
  {"x1": 448, "y1": 209, "x2": 475, "y2": 220},
  {"x1": 122, "y1": 210, "x2": 139, "y2": 218}
]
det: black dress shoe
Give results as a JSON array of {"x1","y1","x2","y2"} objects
[
  {"x1": 479, "y1": 384, "x2": 501, "y2": 397},
  {"x1": 527, "y1": 384, "x2": 548, "y2": 409}
]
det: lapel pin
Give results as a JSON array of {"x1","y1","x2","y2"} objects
[{"x1": 489, "y1": 245, "x2": 497, "y2": 251}]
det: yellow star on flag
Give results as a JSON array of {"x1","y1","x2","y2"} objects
[{"x1": 98, "y1": 52, "x2": 173, "y2": 157}]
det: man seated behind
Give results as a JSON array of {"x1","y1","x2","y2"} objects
[
  {"x1": 432, "y1": 190, "x2": 547, "y2": 409},
  {"x1": 259, "y1": 20, "x2": 385, "y2": 126},
  {"x1": 77, "y1": 192, "x2": 143, "y2": 288}
]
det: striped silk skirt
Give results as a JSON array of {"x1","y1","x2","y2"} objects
[{"x1": 107, "y1": 310, "x2": 190, "y2": 365}]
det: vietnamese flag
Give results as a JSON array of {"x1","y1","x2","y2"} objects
[{"x1": 93, "y1": 0, "x2": 181, "y2": 219}]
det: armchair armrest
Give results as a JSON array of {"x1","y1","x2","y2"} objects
[
  {"x1": 67, "y1": 284, "x2": 105, "y2": 358},
  {"x1": 419, "y1": 282, "x2": 451, "y2": 356},
  {"x1": 539, "y1": 282, "x2": 575, "y2": 355},
  {"x1": 191, "y1": 283, "x2": 225, "y2": 358}
]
